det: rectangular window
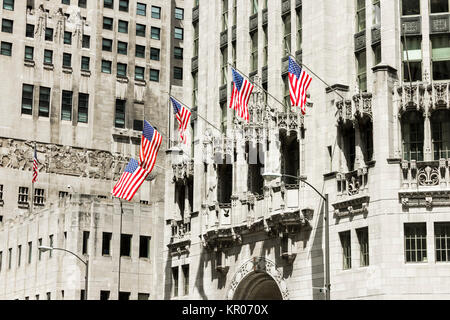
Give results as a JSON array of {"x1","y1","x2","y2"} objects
[
  {"x1": 251, "y1": 0, "x2": 258, "y2": 14},
  {"x1": 150, "y1": 69, "x2": 159, "y2": 82},
  {"x1": 136, "y1": 45, "x2": 145, "y2": 58},
  {"x1": 81, "y1": 56, "x2": 90, "y2": 71},
  {"x1": 117, "y1": 63, "x2": 127, "y2": 77},
  {"x1": 136, "y1": 23, "x2": 146, "y2": 37},
  {"x1": 26, "y1": 24, "x2": 34, "y2": 38},
  {"x1": 356, "y1": 50, "x2": 367, "y2": 92},
  {"x1": 39, "y1": 87, "x2": 50, "y2": 117},
  {"x1": 28, "y1": 242, "x2": 32, "y2": 264},
  {"x1": 373, "y1": 43, "x2": 381, "y2": 65},
  {"x1": 193, "y1": 72, "x2": 198, "y2": 106},
  {"x1": 435, "y1": 222, "x2": 450, "y2": 262},
  {"x1": 61, "y1": 90, "x2": 73, "y2": 121},
  {"x1": 403, "y1": 36, "x2": 422, "y2": 81},
  {"x1": 296, "y1": 8, "x2": 302, "y2": 51},
  {"x1": 283, "y1": 14, "x2": 291, "y2": 53},
  {"x1": 8, "y1": 248, "x2": 12, "y2": 269},
  {"x1": 222, "y1": 0, "x2": 228, "y2": 31},
  {"x1": 102, "y1": 38, "x2": 112, "y2": 52},
  {"x1": 118, "y1": 0, "x2": 128, "y2": 12},
  {"x1": 250, "y1": 31, "x2": 258, "y2": 73},
  {"x1": 78, "y1": 93, "x2": 89, "y2": 123},
  {"x1": 102, "y1": 60, "x2": 112, "y2": 74},
  {"x1": 117, "y1": 41, "x2": 128, "y2": 55},
  {"x1": 21, "y1": 84, "x2": 33, "y2": 115},
  {"x1": 174, "y1": 47, "x2": 183, "y2": 60},
  {"x1": 402, "y1": 0, "x2": 420, "y2": 15},
  {"x1": 151, "y1": 6, "x2": 161, "y2": 19},
  {"x1": 45, "y1": 28, "x2": 53, "y2": 41},
  {"x1": 139, "y1": 236, "x2": 150, "y2": 258},
  {"x1": 38, "y1": 239, "x2": 42, "y2": 260},
  {"x1": 357, "y1": 227, "x2": 369, "y2": 266},
  {"x1": 174, "y1": 27, "x2": 184, "y2": 40},
  {"x1": 2, "y1": 19, "x2": 13, "y2": 33},
  {"x1": 100, "y1": 291, "x2": 110, "y2": 300},
  {"x1": 356, "y1": 0, "x2": 366, "y2": 32},
  {"x1": 64, "y1": 31, "x2": 72, "y2": 45},
  {"x1": 340, "y1": 231, "x2": 351, "y2": 269},
  {"x1": 404, "y1": 223, "x2": 427, "y2": 263},
  {"x1": 120, "y1": 234, "x2": 132, "y2": 257},
  {"x1": 432, "y1": 34, "x2": 450, "y2": 80},
  {"x1": 138, "y1": 293, "x2": 149, "y2": 300},
  {"x1": 78, "y1": 0, "x2": 86, "y2": 8},
  {"x1": 136, "y1": 2, "x2": 146, "y2": 16},
  {"x1": 102, "y1": 232, "x2": 112, "y2": 256},
  {"x1": 118, "y1": 20, "x2": 128, "y2": 33},
  {"x1": 174, "y1": 67, "x2": 183, "y2": 80},
  {"x1": 34, "y1": 188, "x2": 45, "y2": 206},
  {"x1": 0, "y1": 41, "x2": 12, "y2": 56},
  {"x1": 115, "y1": 99, "x2": 126, "y2": 128},
  {"x1": 17, "y1": 245, "x2": 21, "y2": 267},
  {"x1": 47, "y1": 292, "x2": 51, "y2": 300},
  {"x1": 151, "y1": 27, "x2": 161, "y2": 40},
  {"x1": 24, "y1": 46, "x2": 34, "y2": 61},
  {"x1": 431, "y1": 0, "x2": 449, "y2": 13},
  {"x1": 44, "y1": 49, "x2": 53, "y2": 65},
  {"x1": 221, "y1": 46, "x2": 228, "y2": 85},
  {"x1": 104, "y1": 0, "x2": 113, "y2": 9},
  {"x1": 134, "y1": 120, "x2": 143, "y2": 131},
  {"x1": 49, "y1": 235, "x2": 53, "y2": 258},
  {"x1": 63, "y1": 53, "x2": 72, "y2": 67},
  {"x1": 172, "y1": 266, "x2": 179, "y2": 297},
  {"x1": 82, "y1": 35, "x2": 90, "y2": 48},
  {"x1": 135, "y1": 66, "x2": 145, "y2": 80},
  {"x1": 193, "y1": 22, "x2": 199, "y2": 57},
  {"x1": 150, "y1": 47, "x2": 160, "y2": 61},
  {"x1": 283, "y1": 75, "x2": 290, "y2": 110},
  {"x1": 3, "y1": 0, "x2": 14, "y2": 10},
  {"x1": 118, "y1": 292, "x2": 130, "y2": 300},
  {"x1": 82, "y1": 231, "x2": 89, "y2": 255},
  {"x1": 182, "y1": 265, "x2": 189, "y2": 296},
  {"x1": 103, "y1": 17, "x2": 113, "y2": 30},
  {"x1": 175, "y1": 7, "x2": 184, "y2": 20},
  {"x1": 62, "y1": 0, "x2": 70, "y2": 4}
]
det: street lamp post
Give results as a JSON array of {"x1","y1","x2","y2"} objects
[
  {"x1": 38, "y1": 246, "x2": 89, "y2": 300},
  {"x1": 262, "y1": 172, "x2": 330, "y2": 300}
]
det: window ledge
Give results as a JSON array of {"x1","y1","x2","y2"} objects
[
  {"x1": 81, "y1": 69, "x2": 91, "y2": 77},
  {"x1": 18, "y1": 202, "x2": 29, "y2": 209},
  {"x1": 24, "y1": 59, "x2": 35, "y2": 67},
  {"x1": 135, "y1": 79, "x2": 146, "y2": 86},
  {"x1": 44, "y1": 63, "x2": 54, "y2": 70},
  {"x1": 116, "y1": 76, "x2": 129, "y2": 83},
  {"x1": 62, "y1": 66, "x2": 73, "y2": 74}
]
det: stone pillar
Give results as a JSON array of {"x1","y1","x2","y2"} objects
[{"x1": 424, "y1": 112, "x2": 432, "y2": 161}]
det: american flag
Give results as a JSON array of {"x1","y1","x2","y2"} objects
[
  {"x1": 139, "y1": 120, "x2": 162, "y2": 172},
  {"x1": 112, "y1": 158, "x2": 150, "y2": 201},
  {"x1": 32, "y1": 147, "x2": 38, "y2": 183},
  {"x1": 229, "y1": 68, "x2": 254, "y2": 123},
  {"x1": 170, "y1": 97, "x2": 191, "y2": 144},
  {"x1": 288, "y1": 56, "x2": 312, "y2": 114}
]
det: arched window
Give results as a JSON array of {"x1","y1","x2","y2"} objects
[
  {"x1": 342, "y1": 126, "x2": 356, "y2": 171},
  {"x1": 359, "y1": 118, "x2": 373, "y2": 163},
  {"x1": 401, "y1": 111, "x2": 424, "y2": 161},
  {"x1": 431, "y1": 109, "x2": 450, "y2": 160}
]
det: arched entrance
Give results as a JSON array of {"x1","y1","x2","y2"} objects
[{"x1": 226, "y1": 257, "x2": 289, "y2": 300}]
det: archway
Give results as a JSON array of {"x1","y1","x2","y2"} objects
[{"x1": 232, "y1": 272, "x2": 283, "y2": 300}]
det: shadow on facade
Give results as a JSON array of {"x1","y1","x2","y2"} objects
[{"x1": 311, "y1": 199, "x2": 325, "y2": 300}]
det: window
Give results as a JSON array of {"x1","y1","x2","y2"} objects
[
  {"x1": 34, "y1": 188, "x2": 45, "y2": 205},
  {"x1": 115, "y1": 99, "x2": 126, "y2": 128},
  {"x1": 26, "y1": 24, "x2": 34, "y2": 38},
  {"x1": 118, "y1": 20, "x2": 128, "y2": 33},
  {"x1": 174, "y1": 47, "x2": 183, "y2": 60},
  {"x1": 192, "y1": 72, "x2": 198, "y2": 106},
  {"x1": 2, "y1": 19, "x2": 13, "y2": 33},
  {"x1": 0, "y1": 42, "x2": 11, "y2": 56},
  {"x1": 150, "y1": 69, "x2": 159, "y2": 82},
  {"x1": 151, "y1": 27, "x2": 161, "y2": 40},
  {"x1": 175, "y1": 7, "x2": 184, "y2": 20},
  {"x1": 82, "y1": 35, "x2": 90, "y2": 48},
  {"x1": 104, "y1": 0, "x2": 113, "y2": 9},
  {"x1": 102, "y1": 38, "x2": 112, "y2": 52},
  {"x1": 172, "y1": 266, "x2": 179, "y2": 297},
  {"x1": 401, "y1": 111, "x2": 424, "y2": 161},
  {"x1": 372, "y1": 0, "x2": 381, "y2": 24},
  {"x1": 217, "y1": 164, "x2": 233, "y2": 203},
  {"x1": 402, "y1": 36, "x2": 422, "y2": 81},
  {"x1": 24, "y1": 46, "x2": 34, "y2": 61},
  {"x1": 430, "y1": 110, "x2": 450, "y2": 159},
  {"x1": 119, "y1": 292, "x2": 130, "y2": 300},
  {"x1": 78, "y1": 93, "x2": 89, "y2": 123},
  {"x1": 296, "y1": 8, "x2": 302, "y2": 51},
  {"x1": 45, "y1": 28, "x2": 53, "y2": 41},
  {"x1": 283, "y1": 14, "x2": 291, "y2": 53},
  {"x1": 135, "y1": 66, "x2": 145, "y2": 80},
  {"x1": 137, "y1": 2, "x2": 146, "y2": 16},
  {"x1": 340, "y1": 231, "x2": 351, "y2": 269},
  {"x1": 402, "y1": 0, "x2": 420, "y2": 15},
  {"x1": 120, "y1": 234, "x2": 132, "y2": 257},
  {"x1": 151, "y1": 6, "x2": 161, "y2": 19},
  {"x1": 222, "y1": 0, "x2": 228, "y2": 31},
  {"x1": 102, "y1": 232, "x2": 112, "y2": 256},
  {"x1": 81, "y1": 56, "x2": 90, "y2": 71},
  {"x1": 283, "y1": 75, "x2": 290, "y2": 110},
  {"x1": 118, "y1": 0, "x2": 128, "y2": 12},
  {"x1": 44, "y1": 49, "x2": 53, "y2": 65},
  {"x1": 233, "y1": 0, "x2": 237, "y2": 26},
  {"x1": 182, "y1": 265, "x2": 189, "y2": 296},
  {"x1": 134, "y1": 120, "x2": 143, "y2": 131},
  {"x1": 373, "y1": 43, "x2": 381, "y2": 65},
  {"x1": 250, "y1": 31, "x2": 258, "y2": 72},
  {"x1": 103, "y1": 17, "x2": 113, "y2": 30},
  {"x1": 117, "y1": 41, "x2": 128, "y2": 55},
  {"x1": 35, "y1": 295, "x2": 39, "y2": 300},
  {"x1": 138, "y1": 293, "x2": 149, "y2": 300},
  {"x1": 356, "y1": 50, "x2": 367, "y2": 92},
  {"x1": 193, "y1": 22, "x2": 199, "y2": 57},
  {"x1": 117, "y1": 63, "x2": 127, "y2": 77},
  {"x1": 139, "y1": 236, "x2": 150, "y2": 258},
  {"x1": 21, "y1": 84, "x2": 33, "y2": 115},
  {"x1": 62, "y1": 0, "x2": 70, "y2": 4},
  {"x1": 404, "y1": 223, "x2": 427, "y2": 263},
  {"x1": 431, "y1": 0, "x2": 449, "y2": 13},
  {"x1": 431, "y1": 34, "x2": 450, "y2": 80},
  {"x1": 46, "y1": 292, "x2": 51, "y2": 300},
  {"x1": 136, "y1": 45, "x2": 145, "y2": 58},
  {"x1": 28, "y1": 242, "x2": 32, "y2": 264},
  {"x1": 435, "y1": 222, "x2": 450, "y2": 262},
  {"x1": 78, "y1": 0, "x2": 86, "y2": 8},
  {"x1": 221, "y1": 47, "x2": 228, "y2": 85},
  {"x1": 8, "y1": 248, "x2": 12, "y2": 269},
  {"x1": 49, "y1": 235, "x2": 53, "y2": 258},
  {"x1": 61, "y1": 90, "x2": 73, "y2": 121},
  {"x1": 357, "y1": 227, "x2": 369, "y2": 266},
  {"x1": 3, "y1": 0, "x2": 14, "y2": 10},
  {"x1": 174, "y1": 27, "x2": 183, "y2": 40},
  {"x1": 102, "y1": 60, "x2": 112, "y2": 74},
  {"x1": 80, "y1": 290, "x2": 86, "y2": 300},
  {"x1": 38, "y1": 239, "x2": 42, "y2": 260},
  {"x1": 64, "y1": 31, "x2": 72, "y2": 45},
  {"x1": 356, "y1": 0, "x2": 366, "y2": 32},
  {"x1": 174, "y1": 67, "x2": 183, "y2": 80},
  {"x1": 63, "y1": 53, "x2": 72, "y2": 68},
  {"x1": 136, "y1": 23, "x2": 146, "y2": 37},
  {"x1": 82, "y1": 231, "x2": 89, "y2": 255},
  {"x1": 150, "y1": 47, "x2": 160, "y2": 61},
  {"x1": 100, "y1": 291, "x2": 110, "y2": 300},
  {"x1": 17, "y1": 245, "x2": 21, "y2": 267}
]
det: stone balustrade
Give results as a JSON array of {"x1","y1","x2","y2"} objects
[
  {"x1": 336, "y1": 93, "x2": 373, "y2": 124},
  {"x1": 396, "y1": 82, "x2": 450, "y2": 112},
  {"x1": 401, "y1": 160, "x2": 450, "y2": 189}
]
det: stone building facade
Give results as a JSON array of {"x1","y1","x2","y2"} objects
[{"x1": 163, "y1": 0, "x2": 450, "y2": 300}]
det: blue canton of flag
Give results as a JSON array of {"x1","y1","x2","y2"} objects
[{"x1": 112, "y1": 158, "x2": 149, "y2": 201}]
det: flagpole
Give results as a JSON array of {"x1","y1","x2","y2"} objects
[
  {"x1": 31, "y1": 141, "x2": 36, "y2": 215},
  {"x1": 227, "y1": 62, "x2": 287, "y2": 110},
  {"x1": 286, "y1": 51, "x2": 346, "y2": 101},
  {"x1": 118, "y1": 199, "x2": 123, "y2": 300}
]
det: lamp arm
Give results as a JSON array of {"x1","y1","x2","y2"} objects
[
  {"x1": 50, "y1": 247, "x2": 87, "y2": 266},
  {"x1": 281, "y1": 174, "x2": 327, "y2": 201}
]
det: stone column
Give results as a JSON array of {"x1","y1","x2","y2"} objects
[{"x1": 423, "y1": 112, "x2": 432, "y2": 161}]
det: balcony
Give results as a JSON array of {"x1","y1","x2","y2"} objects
[
  {"x1": 167, "y1": 218, "x2": 191, "y2": 256},
  {"x1": 220, "y1": 30, "x2": 228, "y2": 48},
  {"x1": 336, "y1": 92, "x2": 373, "y2": 125},
  {"x1": 172, "y1": 158, "x2": 194, "y2": 181},
  {"x1": 397, "y1": 82, "x2": 450, "y2": 113}
]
